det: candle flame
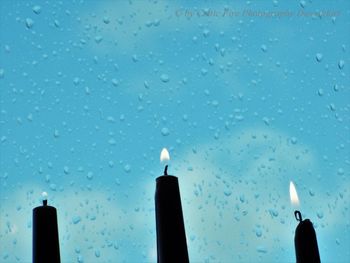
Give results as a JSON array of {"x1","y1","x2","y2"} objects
[
  {"x1": 289, "y1": 181, "x2": 300, "y2": 206},
  {"x1": 160, "y1": 148, "x2": 170, "y2": 162},
  {"x1": 42, "y1": 191, "x2": 48, "y2": 200}
]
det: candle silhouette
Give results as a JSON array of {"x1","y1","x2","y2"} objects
[
  {"x1": 33, "y1": 192, "x2": 61, "y2": 263},
  {"x1": 290, "y1": 181, "x2": 320, "y2": 263},
  {"x1": 155, "y1": 148, "x2": 189, "y2": 263}
]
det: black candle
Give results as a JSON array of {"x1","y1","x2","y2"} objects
[
  {"x1": 294, "y1": 210, "x2": 320, "y2": 263},
  {"x1": 290, "y1": 181, "x2": 320, "y2": 263},
  {"x1": 155, "y1": 164, "x2": 189, "y2": 263},
  {"x1": 33, "y1": 193, "x2": 60, "y2": 263}
]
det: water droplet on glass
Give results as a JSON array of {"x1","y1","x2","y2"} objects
[
  {"x1": 291, "y1": 137, "x2": 298, "y2": 144},
  {"x1": 32, "y1": 5, "x2": 41, "y2": 14},
  {"x1": 255, "y1": 227, "x2": 262, "y2": 237},
  {"x1": 315, "y1": 53, "x2": 323, "y2": 62},
  {"x1": 316, "y1": 211, "x2": 324, "y2": 219},
  {"x1": 49, "y1": 184, "x2": 57, "y2": 191},
  {"x1": 124, "y1": 164, "x2": 131, "y2": 173},
  {"x1": 25, "y1": 18, "x2": 34, "y2": 29},
  {"x1": 160, "y1": 74, "x2": 170, "y2": 83},
  {"x1": 224, "y1": 190, "x2": 232, "y2": 196},
  {"x1": 338, "y1": 60, "x2": 345, "y2": 69},
  {"x1": 103, "y1": 16, "x2": 110, "y2": 24},
  {"x1": 54, "y1": 20, "x2": 60, "y2": 28},
  {"x1": 73, "y1": 77, "x2": 80, "y2": 86},
  {"x1": 261, "y1": 44, "x2": 267, "y2": 52},
  {"x1": 256, "y1": 246, "x2": 267, "y2": 253},
  {"x1": 161, "y1": 127, "x2": 170, "y2": 136},
  {"x1": 317, "y1": 89, "x2": 324, "y2": 96},
  {"x1": 337, "y1": 168, "x2": 344, "y2": 175},
  {"x1": 95, "y1": 36, "x2": 103, "y2": 43},
  {"x1": 72, "y1": 216, "x2": 81, "y2": 224},
  {"x1": 54, "y1": 129, "x2": 60, "y2": 138},
  {"x1": 111, "y1": 79, "x2": 119, "y2": 87},
  {"x1": 87, "y1": 172, "x2": 93, "y2": 180}
]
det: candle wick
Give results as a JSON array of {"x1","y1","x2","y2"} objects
[
  {"x1": 43, "y1": 199, "x2": 48, "y2": 206},
  {"x1": 294, "y1": 210, "x2": 302, "y2": 222},
  {"x1": 164, "y1": 165, "x2": 168, "y2": 176}
]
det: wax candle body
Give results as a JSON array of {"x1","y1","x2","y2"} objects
[
  {"x1": 155, "y1": 175, "x2": 189, "y2": 263},
  {"x1": 294, "y1": 218, "x2": 320, "y2": 263},
  {"x1": 33, "y1": 201, "x2": 60, "y2": 263}
]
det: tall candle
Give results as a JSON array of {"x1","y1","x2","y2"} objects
[
  {"x1": 33, "y1": 192, "x2": 60, "y2": 263},
  {"x1": 294, "y1": 211, "x2": 320, "y2": 263},
  {"x1": 155, "y1": 149, "x2": 189, "y2": 263},
  {"x1": 290, "y1": 182, "x2": 320, "y2": 263}
]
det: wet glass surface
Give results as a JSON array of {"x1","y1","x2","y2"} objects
[{"x1": 0, "y1": 1, "x2": 349, "y2": 262}]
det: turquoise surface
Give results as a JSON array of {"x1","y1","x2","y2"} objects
[{"x1": 0, "y1": 1, "x2": 349, "y2": 262}]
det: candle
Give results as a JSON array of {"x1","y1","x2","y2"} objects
[
  {"x1": 33, "y1": 192, "x2": 61, "y2": 263},
  {"x1": 155, "y1": 148, "x2": 189, "y2": 263},
  {"x1": 290, "y1": 181, "x2": 320, "y2": 263}
]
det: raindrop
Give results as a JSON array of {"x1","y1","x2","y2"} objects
[
  {"x1": 309, "y1": 189, "x2": 315, "y2": 196},
  {"x1": 239, "y1": 194, "x2": 245, "y2": 203},
  {"x1": 261, "y1": 44, "x2": 267, "y2": 52},
  {"x1": 202, "y1": 29, "x2": 210, "y2": 37},
  {"x1": 95, "y1": 250, "x2": 100, "y2": 257},
  {"x1": 111, "y1": 79, "x2": 119, "y2": 87},
  {"x1": 333, "y1": 84, "x2": 339, "y2": 92},
  {"x1": 255, "y1": 227, "x2": 262, "y2": 237},
  {"x1": 0, "y1": 68, "x2": 4, "y2": 78},
  {"x1": 316, "y1": 211, "x2": 324, "y2": 219},
  {"x1": 315, "y1": 53, "x2": 323, "y2": 62},
  {"x1": 124, "y1": 164, "x2": 131, "y2": 173},
  {"x1": 32, "y1": 5, "x2": 41, "y2": 14},
  {"x1": 290, "y1": 137, "x2": 298, "y2": 144},
  {"x1": 73, "y1": 77, "x2": 80, "y2": 86},
  {"x1": 338, "y1": 60, "x2": 345, "y2": 69},
  {"x1": 95, "y1": 36, "x2": 103, "y2": 43},
  {"x1": 224, "y1": 190, "x2": 232, "y2": 196},
  {"x1": 49, "y1": 184, "x2": 57, "y2": 191},
  {"x1": 63, "y1": 166, "x2": 69, "y2": 174},
  {"x1": 72, "y1": 216, "x2": 81, "y2": 224},
  {"x1": 262, "y1": 117, "x2": 270, "y2": 126},
  {"x1": 300, "y1": 1, "x2": 306, "y2": 8},
  {"x1": 54, "y1": 20, "x2": 60, "y2": 28},
  {"x1": 54, "y1": 129, "x2": 60, "y2": 138},
  {"x1": 161, "y1": 127, "x2": 170, "y2": 136},
  {"x1": 160, "y1": 74, "x2": 170, "y2": 83},
  {"x1": 108, "y1": 138, "x2": 116, "y2": 145},
  {"x1": 317, "y1": 89, "x2": 324, "y2": 96},
  {"x1": 87, "y1": 172, "x2": 93, "y2": 180},
  {"x1": 25, "y1": 18, "x2": 34, "y2": 29},
  {"x1": 103, "y1": 17, "x2": 110, "y2": 24},
  {"x1": 337, "y1": 168, "x2": 344, "y2": 175},
  {"x1": 256, "y1": 246, "x2": 267, "y2": 253}
]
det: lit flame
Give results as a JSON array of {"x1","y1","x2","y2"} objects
[
  {"x1": 42, "y1": 191, "x2": 48, "y2": 200},
  {"x1": 160, "y1": 148, "x2": 170, "y2": 162},
  {"x1": 289, "y1": 181, "x2": 300, "y2": 206}
]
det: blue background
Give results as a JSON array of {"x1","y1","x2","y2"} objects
[{"x1": 0, "y1": 0, "x2": 349, "y2": 262}]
